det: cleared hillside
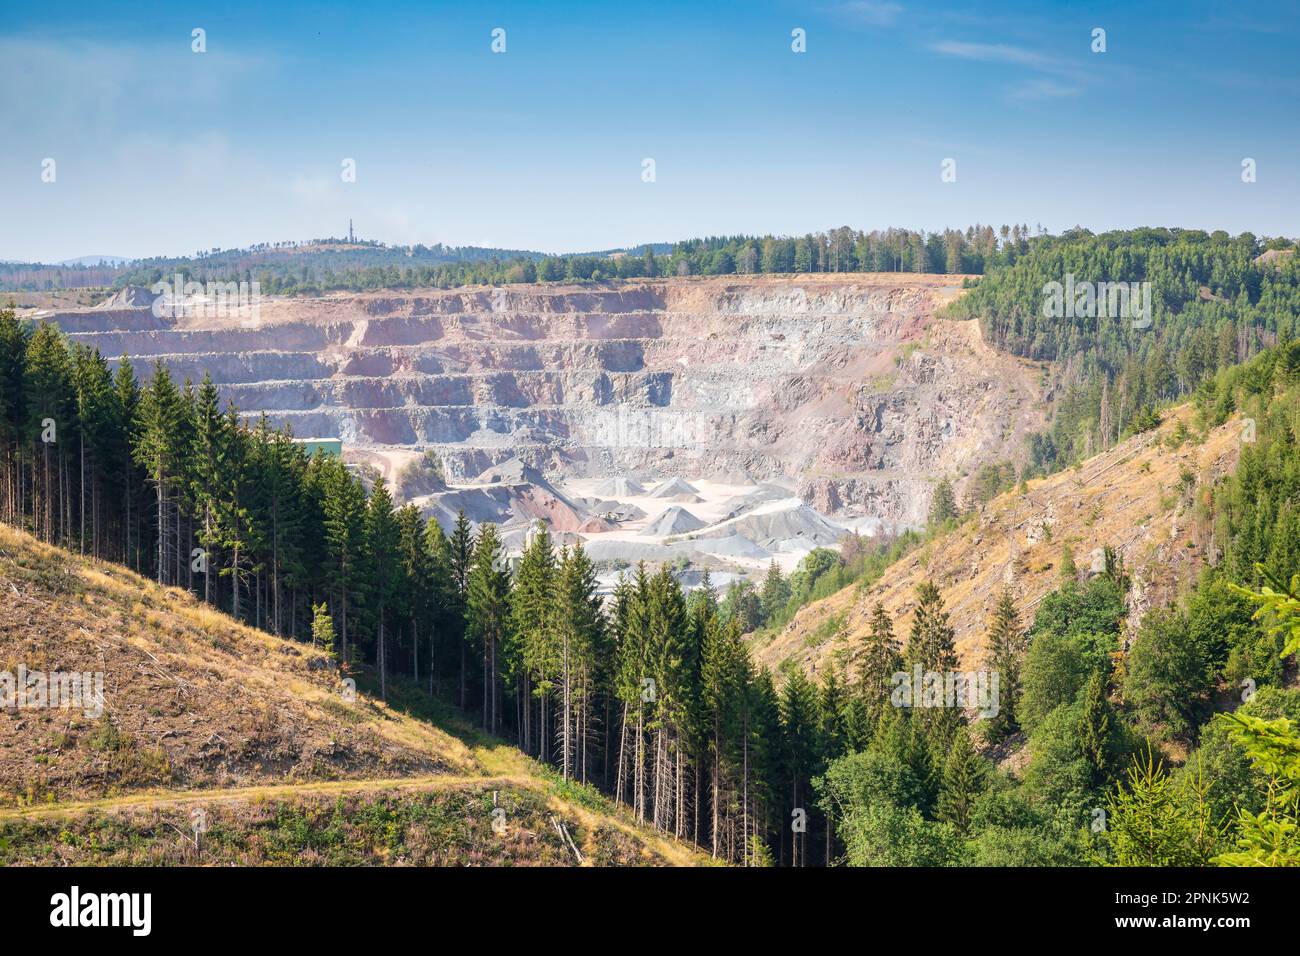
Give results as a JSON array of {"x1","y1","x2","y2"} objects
[
  {"x1": 751, "y1": 406, "x2": 1244, "y2": 677},
  {"x1": 0, "y1": 526, "x2": 705, "y2": 866}
]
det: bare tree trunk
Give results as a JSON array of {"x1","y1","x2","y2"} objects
[{"x1": 615, "y1": 701, "x2": 629, "y2": 805}]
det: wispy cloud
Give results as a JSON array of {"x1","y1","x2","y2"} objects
[
  {"x1": 929, "y1": 39, "x2": 1091, "y2": 102},
  {"x1": 930, "y1": 41, "x2": 1054, "y2": 71}
]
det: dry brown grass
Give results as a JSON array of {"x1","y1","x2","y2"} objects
[
  {"x1": 0, "y1": 526, "x2": 710, "y2": 865},
  {"x1": 753, "y1": 406, "x2": 1243, "y2": 680}
]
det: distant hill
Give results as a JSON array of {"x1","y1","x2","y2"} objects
[
  {"x1": 0, "y1": 239, "x2": 550, "y2": 293},
  {"x1": 57, "y1": 255, "x2": 131, "y2": 267}
]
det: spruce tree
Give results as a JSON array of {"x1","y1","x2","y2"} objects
[
  {"x1": 320, "y1": 457, "x2": 367, "y2": 666},
  {"x1": 928, "y1": 478, "x2": 957, "y2": 527},
  {"x1": 937, "y1": 726, "x2": 986, "y2": 834},
  {"x1": 111, "y1": 357, "x2": 142, "y2": 569},
  {"x1": 449, "y1": 508, "x2": 474, "y2": 708},
  {"x1": 190, "y1": 373, "x2": 227, "y2": 605},
  {"x1": 133, "y1": 361, "x2": 183, "y2": 581},
  {"x1": 858, "y1": 601, "x2": 902, "y2": 728},
  {"x1": 779, "y1": 669, "x2": 821, "y2": 866},
  {"x1": 1078, "y1": 668, "x2": 1114, "y2": 788},
  {"x1": 25, "y1": 323, "x2": 75, "y2": 545},
  {"x1": 553, "y1": 543, "x2": 602, "y2": 781},
  {"x1": 905, "y1": 581, "x2": 959, "y2": 746},
  {"x1": 395, "y1": 504, "x2": 432, "y2": 685},
  {"x1": 985, "y1": 588, "x2": 1026, "y2": 740},
  {"x1": 906, "y1": 581, "x2": 958, "y2": 673},
  {"x1": 511, "y1": 526, "x2": 558, "y2": 757},
  {"x1": 312, "y1": 602, "x2": 337, "y2": 658},
  {"x1": 466, "y1": 523, "x2": 510, "y2": 731},
  {"x1": 364, "y1": 478, "x2": 401, "y2": 699},
  {"x1": 759, "y1": 560, "x2": 790, "y2": 624},
  {"x1": 423, "y1": 517, "x2": 454, "y2": 695}
]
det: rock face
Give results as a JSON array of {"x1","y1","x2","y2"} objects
[{"x1": 48, "y1": 273, "x2": 1046, "y2": 528}]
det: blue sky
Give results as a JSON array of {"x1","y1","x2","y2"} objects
[{"x1": 1, "y1": 0, "x2": 1297, "y2": 262}]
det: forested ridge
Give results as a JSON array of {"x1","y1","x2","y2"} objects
[
  {"x1": 950, "y1": 227, "x2": 1300, "y2": 474},
  {"x1": 3, "y1": 222, "x2": 1300, "y2": 865},
  {"x1": 8, "y1": 223, "x2": 1053, "y2": 296}
]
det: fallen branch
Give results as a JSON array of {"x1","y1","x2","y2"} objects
[{"x1": 550, "y1": 815, "x2": 584, "y2": 864}]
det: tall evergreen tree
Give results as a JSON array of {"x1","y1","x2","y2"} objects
[
  {"x1": 466, "y1": 523, "x2": 510, "y2": 732},
  {"x1": 858, "y1": 601, "x2": 903, "y2": 730},
  {"x1": 511, "y1": 525, "x2": 558, "y2": 758},
  {"x1": 937, "y1": 726, "x2": 986, "y2": 835},
  {"x1": 985, "y1": 589, "x2": 1026, "y2": 740},
  {"x1": 365, "y1": 478, "x2": 401, "y2": 698}
]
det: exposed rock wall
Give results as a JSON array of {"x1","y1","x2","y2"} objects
[{"x1": 49, "y1": 274, "x2": 1047, "y2": 527}]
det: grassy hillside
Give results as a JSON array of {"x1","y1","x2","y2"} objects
[
  {"x1": 752, "y1": 405, "x2": 1244, "y2": 679},
  {"x1": 0, "y1": 525, "x2": 706, "y2": 866}
]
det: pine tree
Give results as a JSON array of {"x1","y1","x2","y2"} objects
[
  {"x1": 190, "y1": 376, "x2": 226, "y2": 600},
  {"x1": 643, "y1": 566, "x2": 691, "y2": 837},
  {"x1": 394, "y1": 504, "x2": 433, "y2": 686},
  {"x1": 111, "y1": 357, "x2": 142, "y2": 569},
  {"x1": 70, "y1": 345, "x2": 113, "y2": 557},
  {"x1": 612, "y1": 567, "x2": 651, "y2": 819},
  {"x1": 1105, "y1": 750, "x2": 1218, "y2": 866},
  {"x1": 746, "y1": 666, "x2": 782, "y2": 862},
  {"x1": 25, "y1": 323, "x2": 76, "y2": 545},
  {"x1": 700, "y1": 611, "x2": 744, "y2": 858},
  {"x1": 215, "y1": 408, "x2": 252, "y2": 620}
]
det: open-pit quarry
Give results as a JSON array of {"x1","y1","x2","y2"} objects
[{"x1": 45, "y1": 274, "x2": 1047, "y2": 581}]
